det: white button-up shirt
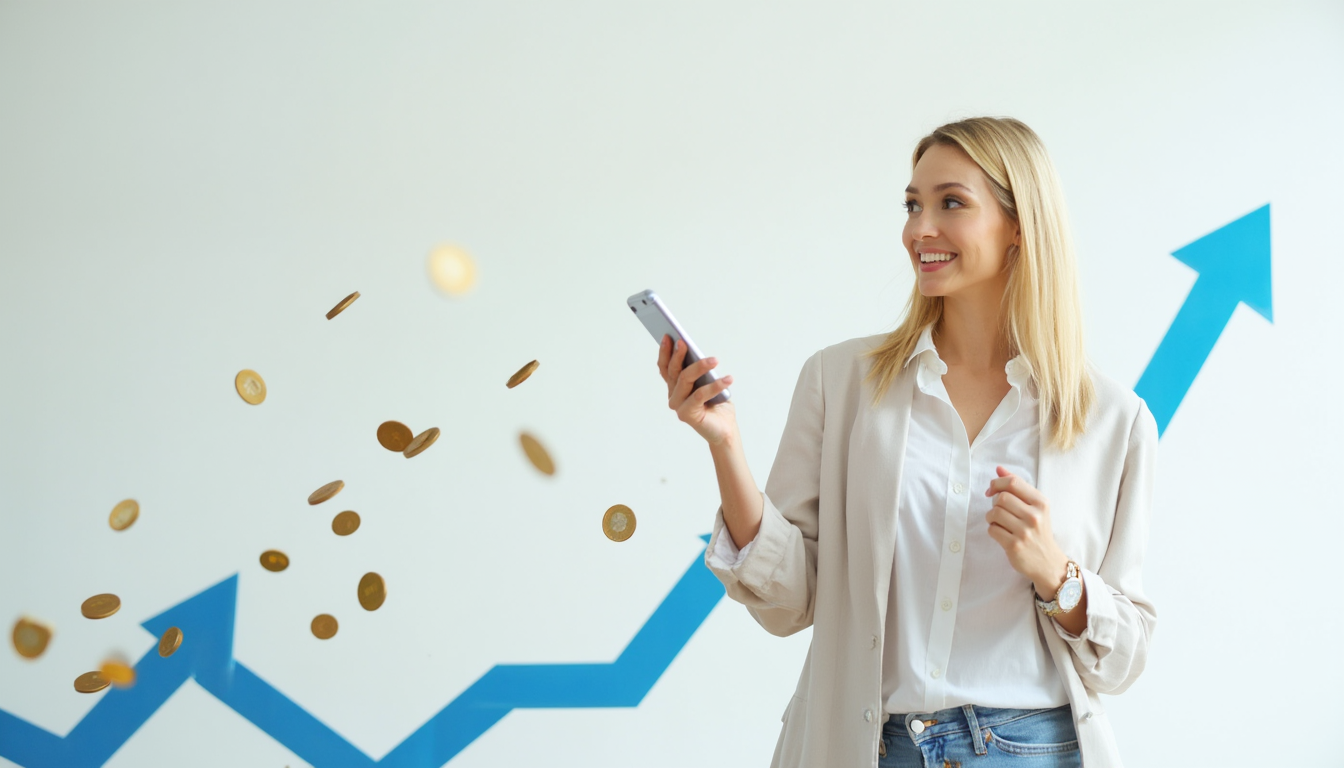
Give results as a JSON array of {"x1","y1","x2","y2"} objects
[{"x1": 711, "y1": 325, "x2": 1067, "y2": 713}]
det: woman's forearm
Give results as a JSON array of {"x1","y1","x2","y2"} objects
[{"x1": 708, "y1": 428, "x2": 764, "y2": 550}]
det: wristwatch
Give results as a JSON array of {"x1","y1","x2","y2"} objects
[{"x1": 1035, "y1": 560, "x2": 1083, "y2": 617}]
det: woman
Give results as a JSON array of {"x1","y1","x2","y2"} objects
[{"x1": 655, "y1": 117, "x2": 1157, "y2": 767}]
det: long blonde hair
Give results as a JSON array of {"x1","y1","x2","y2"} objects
[{"x1": 862, "y1": 116, "x2": 1094, "y2": 451}]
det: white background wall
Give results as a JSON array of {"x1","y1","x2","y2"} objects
[{"x1": 1, "y1": 2, "x2": 1341, "y2": 766}]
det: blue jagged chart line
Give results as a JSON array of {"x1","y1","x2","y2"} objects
[
  {"x1": 0, "y1": 537, "x2": 724, "y2": 768},
  {"x1": 0, "y1": 205, "x2": 1273, "y2": 767}
]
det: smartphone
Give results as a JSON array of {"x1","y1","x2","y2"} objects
[{"x1": 627, "y1": 289, "x2": 730, "y2": 406}]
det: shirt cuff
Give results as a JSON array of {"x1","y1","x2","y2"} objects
[{"x1": 706, "y1": 526, "x2": 756, "y2": 569}]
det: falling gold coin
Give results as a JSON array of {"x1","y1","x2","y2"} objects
[
  {"x1": 426, "y1": 244, "x2": 477, "y2": 296},
  {"x1": 308, "y1": 480, "x2": 345, "y2": 505},
  {"x1": 332, "y1": 511, "x2": 361, "y2": 536},
  {"x1": 326, "y1": 291, "x2": 361, "y2": 320},
  {"x1": 507, "y1": 360, "x2": 540, "y2": 389},
  {"x1": 73, "y1": 670, "x2": 109, "y2": 694},
  {"x1": 235, "y1": 369, "x2": 267, "y2": 405},
  {"x1": 158, "y1": 627, "x2": 183, "y2": 657},
  {"x1": 81, "y1": 594, "x2": 121, "y2": 620},
  {"x1": 377, "y1": 421, "x2": 414, "y2": 452},
  {"x1": 108, "y1": 499, "x2": 139, "y2": 531},
  {"x1": 402, "y1": 427, "x2": 440, "y2": 459},
  {"x1": 311, "y1": 614, "x2": 338, "y2": 639},
  {"x1": 11, "y1": 618, "x2": 52, "y2": 660},
  {"x1": 259, "y1": 550, "x2": 290, "y2": 572},
  {"x1": 519, "y1": 432, "x2": 555, "y2": 476},
  {"x1": 100, "y1": 660, "x2": 136, "y2": 689},
  {"x1": 602, "y1": 504, "x2": 637, "y2": 542},
  {"x1": 357, "y1": 572, "x2": 386, "y2": 611}
]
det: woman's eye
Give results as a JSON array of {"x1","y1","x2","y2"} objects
[
  {"x1": 943, "y1": 196, "x2": 964, "y2": 209},
  {"x1": 903, "y1": 200, "x2": 921, "y2": 213}
]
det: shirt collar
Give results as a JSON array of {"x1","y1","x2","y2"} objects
[{"x1": 902, "y1": 325, "x2": 1038, "y2": 399}]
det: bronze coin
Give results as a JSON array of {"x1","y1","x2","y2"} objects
[
  {"x1": 506, "y1": 360, "x2": 540, "y2": 389},
  {"x1": 426, "y1": 244, "x2": 477, "y2": 296},
  {"x1": 308, "y1": 480, "x2": 345, "y2": 505},
  {"x1": 109, "y1": 499, "x2": 139, "y2": 531},
  {"x1": 158, "y1": 627, "x2": 183, "y2": 658},
  {"x1": 81, "y1": 594, "x2": 121, "y2": 620},
  {"x1": 325, "y1": 291, "x2": 360, "y2": 320},
  {"x1": 311, "y1": 614, "x2": 338, "y2": 640},
  {"x1": 332, "y1": 511, "x2": 361, "y2": 536},
  {"x1": 519, "y1": 432, "x2": 555, "y2": 476},
  {"x1": 260, "y1": 550, "x2": 290, "y2": 572},
  {"x1": 100, "y1": 660, "x2": 136, "y2": 688},
  {"x1": 377, "y1": 421, "x2": 414, "y2": 452},
  {"x1": 602, "y1": 504, "x2": 637, "y2": 543},
  {"x1": 234, "y1": 369, "x2": 267, "y2": 405},
  {"x1": 73, "y1": 670, "x2": 109, "y2": 694},
  {"x1": 357, "y1": 572, "x2": 386, "y2": 611},
  {"x1": 402, "y1": 427, "x2": 440, "y2": 459},
  {"x1": 12, "y1": 618, "x2": 52, "y2": 660}
]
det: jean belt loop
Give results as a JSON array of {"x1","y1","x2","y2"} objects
[{"x1": 964, "y1": 705, "x2": 987, "y2": 756}]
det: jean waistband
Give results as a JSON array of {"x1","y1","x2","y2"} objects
[{"x1": 884, "y1": 703, "x2": 1070, "y2": 738}]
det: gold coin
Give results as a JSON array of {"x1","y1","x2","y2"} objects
[
  {"x1": 326, "y1": 290, "x2": 361, "y2": 320},
  {"x1": 602, "y1": 504, "x2": 637, "y2": 542},
  {"x1": 519, "y1": 432, "x2": 555, "y2": 476},
  {"x1": 308, "y1": 480, "x2": 345, "y2": 505},
  {"x1": 260, "y1": 550, "x2": 290, "y2": 572},
  {"x1": 506, "y1": 360, "x2": 540, "y2": 389},
  {"x1": 377, "y1": 421, "x2": 414, "y2": 452},
  {"x1": 311, "y1": 614, "x2": 338, "y2": 639},
  {"x1": 234, "y1": 369, "x2": 267, "y2": 405},
  {"x1": 81, "y1": 594, "x2": 121, "y2": 620},
  {"x1": 402, "y1": 427, "x2": 440, "y2": 459},
  {"x1": 11, "y1": 618, "x2": 52, "y2": 660},
  {"x1": 426, "y1": 244, "x2": 478, "y2": 296},
  {"x1": 100, "y1": 659, "x2": 136, "y2": 689},
  {"x1": 332, "y1": 510, "x2": 361, "y2": 536},
  {"x1": 73, "y1": 670, "x2": 109, "y2": 694},
  {"x1": 108, "y1": 499, "x2": 139, "y2": 531},
  {"x1": 357, "y1": 572, "x2": 386, "y2": 611},
  {"x1": 158, "y1": 626, "x2": 183, "y2": 657}
]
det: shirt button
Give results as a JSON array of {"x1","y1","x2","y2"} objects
[
  {"x1": 952, "y1": 482, "x2": 966, "y2": 495},
  {"x1": 941, "y1": 598, "x2": 953, "y2": 611},
  {"x1": 910, "y1": 719, "x2": 926, "y2": 735},
  {"x1": 871, "y1": 635, "x2": 878, "y2": 648},
  {"x1": 949, "y1": 540, "x2": 962, "y2": 553},
  {"x1": 864, "y1": 709, "x2": 873, "y2": 722},
  {"x1": 931, "y1": 668, "x2": 942, "y2": 679}
]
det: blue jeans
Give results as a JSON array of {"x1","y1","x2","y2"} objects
[{"x1": 880, "y1": 704, "x2": 1081, "y2": 767}]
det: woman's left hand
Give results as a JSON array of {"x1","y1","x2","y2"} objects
[{"x1": 984, "y1": 465, "x2": 1069, "y2": 599}]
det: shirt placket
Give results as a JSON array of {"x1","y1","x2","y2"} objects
[{"x1": 922, "y1": 386, "x2": 971, "y2": 712}]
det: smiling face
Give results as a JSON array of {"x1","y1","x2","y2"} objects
[{"x1": 902, "y1": 142, "x2": 1021, "y2": 301}]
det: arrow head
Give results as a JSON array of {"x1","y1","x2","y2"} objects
[
  {"x1": 140, "y1": 574, "x2": 238, "y2": 671},
  {"x1": 1171, "y1": 204, "x2": 1272, "y2": 322}
]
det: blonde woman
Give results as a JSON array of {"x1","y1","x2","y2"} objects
[{"x1": 655, "y1": 117, "x2": 1157, "y2": 767}]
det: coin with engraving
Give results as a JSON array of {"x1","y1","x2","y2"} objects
[
  {"x1": 519, "y1": 432, "x2": 555, "y2": 476},
  {"x1": 332, "y1": 511, "x2": 360, "y2": 536},
  {"x1": 402, "y1": 427, "x2": 440, "y2": 459},
  {"x1": 11, "y1": 618, "x2": 52, "y2": 660},
  {"x1": 357, "y1": 572, "x2": 386, "y2": 611},
  {"x1": 602, "y1": 504, "x2": 637, "y2": 542},
  {"x1": 311, "y1": 614, "x2": 338, "y2": 639},
  {"x1": 81, "y1": 594, "x2": 120, "y2": 620},
  {"x1": 427, "y1": 244, "x2": 478, "y2": 296},
  {"x1": 326, "y1": 291, "x2": 361, "y2": 320},
  {"x1": 100, "y1": 659, "x2": 136, "y2": 688},
  {"x1": 308, "y1": 480, "x2": 345, "y2": 505},
  {"x1": 259, "y1": 550, "x2": 290, "y2": 572},
  {"x1": 234, "y1": 369, "x2": 267, "y2": 405},
  {"x1": 507, "y1": 360, "x2": 540, "y2": 389},
  {"x1": 158, "y1": 627, "x2": 183, "y2": 658},
  {"x1": 73, "y1": 670, "x2": 109, "y2": 694},
  {"x1": 377, "y1": 421, "x2": 414, "y2": 452},
  {"x1": 108, "y1": 499, "x2": 139, "y2": 531}
]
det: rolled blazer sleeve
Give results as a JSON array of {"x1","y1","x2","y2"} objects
[
  {"x1": 704, "y1": 349, "x2": 824, "y2": 638},
  {"x1": 1052, "y1": 399, "x2": 1160, "y2": 695}
]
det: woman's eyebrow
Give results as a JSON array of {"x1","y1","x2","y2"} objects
[{"x1": 904, "y1": 182, "x2": 974, "y2": 195}]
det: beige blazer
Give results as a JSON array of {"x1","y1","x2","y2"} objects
[{"x1": 706, "y1": 334, "x2": 1158, "y2": 768}]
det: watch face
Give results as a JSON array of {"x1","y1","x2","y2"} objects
[{"x1": 1058, "y1": 579, "x2": 1083, "y2": 611}]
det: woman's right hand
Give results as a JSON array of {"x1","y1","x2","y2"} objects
[{"x1": 657, "y1": 334, "x2": 738, "y2": 445}]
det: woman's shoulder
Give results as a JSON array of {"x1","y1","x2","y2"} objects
[{"x1": 1084, "y1": 363, "x2": 1158, "y2": 447}]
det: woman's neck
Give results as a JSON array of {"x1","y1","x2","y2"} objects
[{"x1": 934, "y1": 296, "x2": 1013, "y2": 371}]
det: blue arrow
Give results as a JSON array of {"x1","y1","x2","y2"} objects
[
  {"x1": 0, "y1": 537, "x2": 725, "y2": 767},
  {"x1": 1134, "y1": 204, "x2": 1272, "y2": 435}
]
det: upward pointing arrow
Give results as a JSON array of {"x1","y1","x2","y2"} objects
[{"x1": 1135, "y1": 204, "x2": 1273, "y2": 435}]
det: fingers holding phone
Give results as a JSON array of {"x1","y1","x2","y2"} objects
[{"x1": 659, "y1": 334, "x2": 736, "y2": 445}]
